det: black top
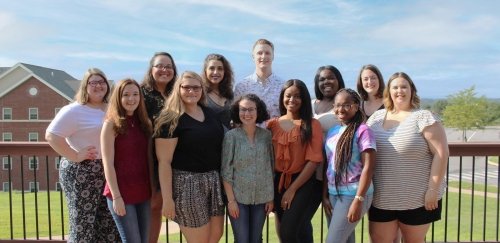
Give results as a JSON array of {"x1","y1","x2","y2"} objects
[
  {"x1": 141, "y1": 86, "x2": 165, "y2": 123},
  {"x1": 157, "y1": 106, "x2": 224, "y2": 173}
]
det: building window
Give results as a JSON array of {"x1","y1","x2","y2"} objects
[
  {"x1": 54, "y1": 108, "x2": 61, "y2": 116},
  {"x1": 55, "y1": 182, "x2": 62, "y2": 191},
  {"x1": 3, "y1": 108, "x2": 12, "y2": 120},
  {"x1": 3, "y1": 157, "x2": 12, "y2": 170},
  {"x1": 3, "y1": 182, "x2": 12, "y2": 192},
  {"x1": 55, "y1": 157, "x2": 61, "y2": 170},
  {"x1": 29, "y1": 108, "x2": 38, "y2": 120},
  {"x1": 29, "y1": 157, "x2": 39, "y2": 170},
  {"x1": 29, "y1": 182, "x2": 39, "y2": 192},
  {"x1": 3, "y1": 132, "x2": 12, "y2": 142},
  {"x1": 28, "y1": 132, "x2": 38, "y2": 142}
]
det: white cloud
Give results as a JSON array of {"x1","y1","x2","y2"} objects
[{"x1": 66, "y1": 52, "x2": 144, "y2": 62}]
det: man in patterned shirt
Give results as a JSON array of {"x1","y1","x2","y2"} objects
[{"x1": 234, "y1": 39, "x2": 284, "y2": 119}]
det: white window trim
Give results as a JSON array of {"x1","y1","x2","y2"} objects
[
  {"x1": 29, "y1": 107, "x2": 38, "y2": 120},
  {"x1": 29, "y1": 157, "x2": 39, "y2": 170},
  {"x1": 28, "y1": 132, "x2": 38, "y2": 142},
  {"x1": 55, "y1": 182, "x2": 62, "y2": 191},
  {"x1": 3, "y1": 157, "x2": 12, "y2": 170},
  {"x1": 3, "y1": 107, "x2": 12, "y2": 120},
  {"x1": 3, "y1": 132, "x2": 12, "y2": 142},
  {"x1": 54, "y1": 108, "x2": 61, "y2": 117},
  {"x1": 3, "y1": 182, "x2": 12, "y2": 192},
  {"x1": 29, "y1": 182, "x2": 39, "y2": 192}
]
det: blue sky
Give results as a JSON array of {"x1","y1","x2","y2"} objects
[{"x1": 1, "y1": 0, "x2": 499, "y2": 98}]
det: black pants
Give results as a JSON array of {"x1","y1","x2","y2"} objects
[{"x1": 274, "y1": 173, "x2": 317, "y2": 243}]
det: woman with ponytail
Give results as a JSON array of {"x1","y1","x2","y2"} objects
[{"x1": 323, "y1": 88, "x2": 376, "y2": 243}]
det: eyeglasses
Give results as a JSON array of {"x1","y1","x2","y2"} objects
[
  {"x1": 239, "y1": 107, "x2": 256, "y2": 113},
  {"x1": 153, "y1": 64, "x2": 173, "y2": 71},
  {"x1": 333, "y1": 103, "x2": 355, "y2": 111},
  {"x1": 180, "y1": 85, "x2": 202, "y2": 92},
  {"x1": 88, "y1": 80, "x2": 107, "y2": 87}
]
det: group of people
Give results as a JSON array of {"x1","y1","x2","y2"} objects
[{"x1": 45, "y1": 38, "x2": 449, "y2": 243}]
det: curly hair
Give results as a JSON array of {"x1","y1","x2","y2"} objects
[
  {"x1": 201, "y1": 53, "x2": 234, "y2": 100},
  {"x1": 230, "y1": 94, "x2": 270, "y2": 125}
]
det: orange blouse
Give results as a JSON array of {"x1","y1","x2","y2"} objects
[{"x1": 267, "y1": 118, "x2": 324, "y2": 192}]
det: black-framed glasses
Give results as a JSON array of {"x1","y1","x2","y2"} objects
[
  {"x1": 333, "y1": 103, "x2": 355, "y2": 111},
  {"x1": 153, "y1": 64, "x2": 173, "y2": 71},
  {"x1": 88, "y1": 80, "x2": 107, "y2": 87},
  {"x1": 239, "y1": 107, "x2": 256, "y2": 113},
  {"x1": 180, "y1": 85, "x2": 202, "y2": 92}
]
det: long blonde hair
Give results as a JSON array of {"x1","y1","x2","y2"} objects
[{"x1": 153, "y1": 71, "x2": 206, "y2": 137}]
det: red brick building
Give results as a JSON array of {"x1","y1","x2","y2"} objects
[{"x1": 0, "y1": 63, "x2": 79, "y2": 191}]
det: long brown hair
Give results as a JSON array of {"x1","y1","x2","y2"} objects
[
  {"x1": 201, "y1": 53, "x2": 234, "y2": 100},
  {"x1": 141, "y1": 52, "x2": 178, "y2": 96},
  {"x1": 106, "y1": 78, "x2": 152, "y2": 135}
]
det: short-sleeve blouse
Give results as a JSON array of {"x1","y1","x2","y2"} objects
[
  {"x1": 367, "y1": 109, "x2": 445, "y2": 210},
  {"x1": 267, "y1": 118, "x2": 324, "y2": 192}
]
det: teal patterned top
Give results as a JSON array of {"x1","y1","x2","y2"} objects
[{"x1": 221, "y1": 127, "x2": 274, "y2": 204}]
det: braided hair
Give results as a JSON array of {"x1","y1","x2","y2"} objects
[{"x1": 334, "y1": 88, "x2": 366, "y2": 194}]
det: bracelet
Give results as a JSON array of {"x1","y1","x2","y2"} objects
[
  {"x1": 428, "y1": 188, "x2": 438, "y2": 192},
  {"x1": 113, "y1": 196, "x2": 122, "y2": 200}
]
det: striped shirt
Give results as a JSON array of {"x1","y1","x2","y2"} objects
[{"x1": 367, "y1": 109, "x2": 445, "y2": 210}]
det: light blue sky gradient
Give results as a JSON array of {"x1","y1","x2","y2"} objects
[{"x1": 1, "y1": 0, "x2": 499, "y2": 98}]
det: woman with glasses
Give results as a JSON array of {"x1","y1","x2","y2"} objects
[
  {"x1": 140, "y1": 52, "x2": 178, "y2": 243},
  {"x1": 367, "y1": 72, "x2": 448, "y2": 242},
  {"x1": 267, "y1": 79, "x2": 323, "y2": 243},
  {"x1": 46, "y1": 68, "x2": 119, "y2": 242},
  {"x1": 201, "y1": 53, "x2": 235, "y2": 130},
  {"x1": 154, "y1": 71, "x2": 225, "y2": 243},
  {"x1": 221, "y1": 94, "x2": 274, "y2": 243},
  {"x1": 356, "y1": 64, "x2": 385, "y2": 119}
]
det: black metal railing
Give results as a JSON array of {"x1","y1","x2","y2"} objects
[{"x1": 1, "y1": 143, "x2": 499, "y2": 242}]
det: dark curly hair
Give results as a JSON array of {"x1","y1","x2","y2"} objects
[
  {"x1": 230, "y1": 93, "x2": 270, "y2": 124},
  {"x1": 201, "y1": 53, "x2": 234, "y2": 100}
]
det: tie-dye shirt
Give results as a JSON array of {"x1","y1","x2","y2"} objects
[{"x1": 325, "y1": 123, "x2": 376, "y2": 196}]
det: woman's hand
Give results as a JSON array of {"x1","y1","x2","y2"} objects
[
  {"x1": 162, "y1": 197, "x2": 176, "y2": 220},
  {"x1": 281, "y1": 188, "x2": 297, "y2": 210},
  {"x1": 265, "y1": 201, "x2": 274, "y2": 215},
  {"x1": 113, "y1": 197, "x2": 126, "y2": 216},
  {"x1": 228, "y1": 200, "x2": 239, "y2": 218},
  {"x1": 322, "y1": 196, "x2": 333, "y2": 218},
  {"x1": 347, "y1": 199, "x2": 362, "y2": 223},
  {"x1": 77, "y1": 145, "x2": 98, "y2": 161},
  {"x1": 424, "y1": 189, "x2": 439, "y2": 210}
]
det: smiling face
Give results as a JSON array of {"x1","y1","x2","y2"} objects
[
  {"x1": 318, "y1": 69, "x2": 339, "y2": 99},
  {"x1": 180, "y1": 77, "x2": 203, "y2": 106},
  {"x1": 152, "y1": 55, "x2": 174, "y2": 87},
  {"x1": 389, "y1": 77, "x2": 412, "y2": 109},
  {"x1": 283, "y1": 85, "x2": 302, "y2": 116},
  {"x1": 252, "y1": 44, "x2": 274, "y2": 69},
  {"x1": 205, "y1": 60, "x2": 225, "y2": 86},
  {"x1": 121, "y1": 84, "x2": 140, "y2": 116},
  {"x1": 86, "y1": 74, "x2": 108, "y2": 103},
  {"x1": 333, "y1": 91, "x2": 359, "y2": 124},
  {"x1": 238, "y1": 98, "x2": 258, "y2": 127},
  {"x1": 361, "y1": 69, "x2": 380, "y2": 96}
]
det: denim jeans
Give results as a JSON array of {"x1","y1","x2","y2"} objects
[
  {"x1": 107, "y1": 199, "x2": 151, "y2": 243},
  {"x1": 229, "y1": 202, "x2": 267, "y2": 243},
  {"x1": 326, "y1": 194, "x2": 372, "y2": 243}
]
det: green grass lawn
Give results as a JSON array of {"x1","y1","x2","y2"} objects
[
  {"x1": 0, "y1": 191, "x2": 69, "y2": 239},
  {"x1": 489, "y1": 156, "x2": 499, "y2": 165},
  {"x1": 448, "y1": 181, "x2": 499, "y2": 194},
  {"x1": 2, "y1": 189, "x2": 500, "y2": 242}
]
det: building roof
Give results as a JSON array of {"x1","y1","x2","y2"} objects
[
  {"x1": 21, "y1": 63, "x2": 79, "y2": 99},
  {"x1": 0, "y1": 63, "x2": 79, "y2": 100}
]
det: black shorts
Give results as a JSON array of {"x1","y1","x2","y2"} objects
[{"x1": 368, "y1": 200, "x2": 442, "y2": 225}]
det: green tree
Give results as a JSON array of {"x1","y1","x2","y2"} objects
[
  {"x1": 442, "y1": 86, "x2": 489, "y2": 142},
  {"x1": 431, "y1": 99, "x2": 448, "y2": 116}
]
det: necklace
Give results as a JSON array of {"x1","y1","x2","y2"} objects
[{"x1": 127, "y1": 116, "x2": 135, "y2": 127}]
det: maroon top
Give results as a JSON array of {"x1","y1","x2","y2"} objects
[{"x1": 104, "y1": 115, "x2": 151, "y2": 204}]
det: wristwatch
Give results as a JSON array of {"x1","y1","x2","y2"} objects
[{"x1": 354, "y1": 195, "x2": 365, "y2": 202}]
